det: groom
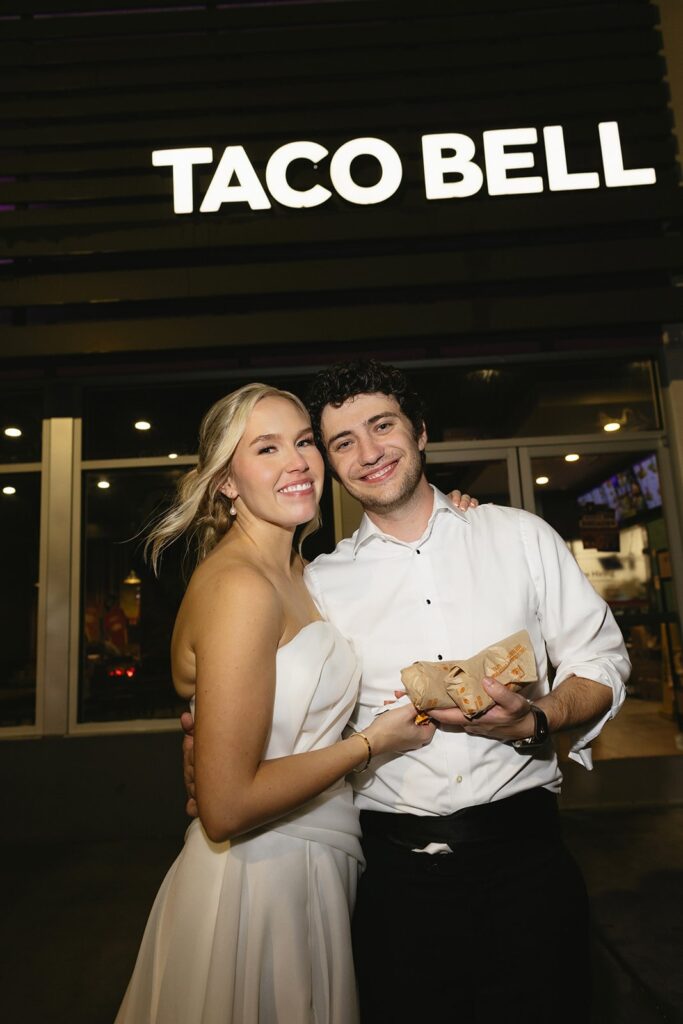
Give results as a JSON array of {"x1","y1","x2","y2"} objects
[{"x1": 187, "y1": 359, "x2": 629, "y2": 1023}]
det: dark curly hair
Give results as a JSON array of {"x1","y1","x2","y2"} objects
[{"x1": 305, "y1": 359, "x2": 427, "y2": 454}]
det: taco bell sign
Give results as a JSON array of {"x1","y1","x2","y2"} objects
[{"x1": 152, "y1": 121, "x2": 656, "y2": 215}]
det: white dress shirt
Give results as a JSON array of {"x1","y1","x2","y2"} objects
[{"x1": 305, "y1": 488, "x2": 629, "y2": 817}]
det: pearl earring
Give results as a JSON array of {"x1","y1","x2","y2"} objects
[{"x1": 229, "y1": 502, "x2": 237, "y2": 517}]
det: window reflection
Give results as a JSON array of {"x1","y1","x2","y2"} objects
[{"x1": 0, "y1": 473, "x2": 40, "y2": 726}]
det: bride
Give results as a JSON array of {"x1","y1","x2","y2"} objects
[{"x1": 115, "y1": 383, "x2": 437, "y2": 1024}]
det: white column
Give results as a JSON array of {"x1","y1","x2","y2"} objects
[{"x1": 37, "y1": 418, "x2": 77, "y2": 735}]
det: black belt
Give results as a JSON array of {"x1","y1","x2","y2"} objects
[{"x1": 359, "y1": 788, "x2": 559, "y2": 850}]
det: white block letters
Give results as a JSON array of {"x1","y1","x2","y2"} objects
[{"x1": 152, "y1": 121, "x2": 656, "y2": 214}]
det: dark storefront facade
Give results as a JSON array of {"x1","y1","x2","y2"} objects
[{"x1": 2, "y1": 0, "x2": 683, "y2": 831}]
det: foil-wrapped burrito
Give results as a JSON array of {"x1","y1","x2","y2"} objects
[{"x1": 400, "y1": 630, "x2": 538, "y2": 720}]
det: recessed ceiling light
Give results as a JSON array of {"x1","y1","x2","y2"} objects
[
  {"x1": 168, "y1": 452, "x2": 178, "y2": 460},
  {"x1": 564, "y1": 453, "x2": 580, "y2": 463},
  {"x1": 2, "y1": 485, "x2": 16, "y2": 495},
  {"x1": 4, "y1": 427, "x2": 21, "y2": 438},
  {"x1": 134, "y1": 420, "x2": 151, "y2": 431},
  {"x1": 97, "y1": 480, "x2": 110, "y2": 490},
  {"x1": 603, "y1": 422, "x2": 621, "y2": 433},
  {"x1": 535, "y1": 476, "x2": 549, "y2": 486}
]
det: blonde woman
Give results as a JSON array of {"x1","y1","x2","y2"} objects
[{"x1": 115, "y1": 384, "x2": 437, "y2": 1024}]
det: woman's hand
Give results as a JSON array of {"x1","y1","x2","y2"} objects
[
  {"x1": 448, "y1": 489, "x2": 479, "y2": 510},
  {"x1": 363, "y1": 702, "x2": 436, "y2": 756}
]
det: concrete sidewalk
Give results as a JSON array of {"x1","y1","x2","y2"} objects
[
  {"x1": 563, "y1": 806, "x2": 683, "y2": 1024},
  {"x1": 2, "y1": 807, "x2": 682, "y2": 1024}
]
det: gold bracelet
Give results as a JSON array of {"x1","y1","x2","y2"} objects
[{"x1": 351, "y1": 731, "x2": 372, "y2": 773}]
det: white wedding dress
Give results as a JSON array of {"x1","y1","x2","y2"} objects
[{"x1": 116, "y1": 621, "x2": 363, "y2": 1024}]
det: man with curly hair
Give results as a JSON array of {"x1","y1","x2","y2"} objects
[{"x1": 302, "y1": 358, "x2": 629, "y2": 1024}]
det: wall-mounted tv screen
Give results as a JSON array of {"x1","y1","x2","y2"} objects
[
  {"x1": 632, "y1": 453, "x2": 662, "y2": 510},
  {"x1": 578, "y1": 453, "x2": 661, "y2": 524}
]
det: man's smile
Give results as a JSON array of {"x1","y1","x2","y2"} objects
[{"x1": 359, "y1": 460, "x2": 399, "y2": 484}]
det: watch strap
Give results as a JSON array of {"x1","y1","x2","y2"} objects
[{"x1": 511, "y1": 703, "x2": 549, "y2": 752}]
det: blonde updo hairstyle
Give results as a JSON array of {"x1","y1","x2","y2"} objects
[{"x1": 146, "y1": 382, "x2": 320, "y2": 574}]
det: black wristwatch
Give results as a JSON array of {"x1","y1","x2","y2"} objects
[{"x1": 510, "y1": 703, "x2": 549, "y2": 753}]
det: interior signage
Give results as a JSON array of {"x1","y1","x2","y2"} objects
[{"x1": 152, "y1": 121, "x2": 656, "y2": 215}]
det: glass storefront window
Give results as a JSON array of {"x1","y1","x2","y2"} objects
[
  {"x1": 80, "y1": 468, "x2": 188, "y2": 723},
  {"x1": 83, "y1": 361, "x2": 658, "y2": 459},
  {"x1": 0, "y1": 390, "x2": 43, "y2": 462},
  {"x1": 82, "y1": 375, "x2": 314, "y2": 461},
  {"x1": 79, "y1": 464, "x2": 337, "y2": 724},
  {"x1": 83, "y1": 382, "x2": 228, "y2": 461},
  {"x1": 0, "y1": 472, "x2": 40, "y2": 726},
  {"x1": 410, "y1": 359, "x2": 658, "y2": 442}
]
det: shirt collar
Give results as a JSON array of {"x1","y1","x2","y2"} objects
[{"x1": 352, "y1": 485, "x2": 470, "y2": 557}]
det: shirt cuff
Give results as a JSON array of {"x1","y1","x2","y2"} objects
[{"x1": 557, "y1": 668, "x2": 626, "y2": 770}]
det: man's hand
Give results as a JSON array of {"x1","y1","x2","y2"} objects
[
  {"x1": 428, "y1": 677, "x2": 536, "y2": 742},
  {"x1": 180, "y1": 710, "x2": 198, "y2": 818},
  {"x1": 447, "y1": 490, "x2": 479, "y2": 511},
  {"x1": 430, "y1": 673, "x2": 613, "y2": 744}
]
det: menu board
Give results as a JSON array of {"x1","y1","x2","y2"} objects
[
  {"x1": 632, "y1": 453, "x2": 662, "y2": 510},
  {"x1": 578, "y1": 453, "x2": 661, "y2": 524},
  {"x1": 610, "y1": 467, "x2": 646, "y2": 521}
]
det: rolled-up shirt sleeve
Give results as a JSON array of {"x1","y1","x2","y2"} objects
[{"x1": 520, "y1": 511, "x2": 630, "y2": 768}]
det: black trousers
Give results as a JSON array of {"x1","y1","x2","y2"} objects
[{"x1": 352, "y1": 791, "x2": 591, "y2": 1024}]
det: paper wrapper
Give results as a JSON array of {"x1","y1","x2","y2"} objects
[{"x1": 400, "y1": 630, "x2": 538, "y2": 720}]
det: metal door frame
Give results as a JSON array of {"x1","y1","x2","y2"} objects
[{"x1": 426, "y1": 441, "x2": 523, "y2": 508}]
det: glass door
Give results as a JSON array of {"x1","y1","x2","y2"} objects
[
  {"x1": 426, "y1": 443, "x2": 522, "y2": 508},
  {"x1": 520, "y1": 439, "x2": 683, "y2": 761}
]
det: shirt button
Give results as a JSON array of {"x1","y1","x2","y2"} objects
[
  {"x1": 426, "y1": 599, "x2": 431, "y2": 605},
  {"x1": 437, "y1": 654, "x2": 443, "y2": 661},
  {"x1": 416, "y1": 549, "x2": 421, "y2": 554},
  {"x1": 456, "y1": 775, "x2": 463, "y2": 784}
]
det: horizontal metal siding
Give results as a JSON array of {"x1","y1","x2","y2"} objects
[{"x1": 0, "y1": 0, "x2": 681, "y2": 358}]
